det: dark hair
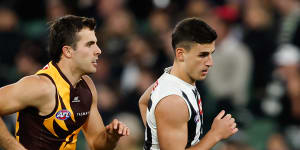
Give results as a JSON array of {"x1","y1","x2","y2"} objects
[
  {"x1": 171, "y1": 17, "x2": 217, "y2": 51},
  {"x1": 48, "y1": 15, "x2": 96, "y2": 63}
]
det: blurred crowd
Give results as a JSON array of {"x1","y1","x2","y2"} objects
[{"x1": 0, "y1": 0, "x2": 299, "y2": 150}]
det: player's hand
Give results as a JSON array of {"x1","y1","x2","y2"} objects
[
  {"x1": 105, "y1": 119, "x2": 130, "y2": 140},
  {"x1": 210, "y1": 110, "x2": 238, "y2": 141}
]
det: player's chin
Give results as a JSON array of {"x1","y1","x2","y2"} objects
[
  {"x1": 197, "y1": 75, "x2": 207, "y2": 80},
  {"x1": 85, "y1": 68, "x2": 97, "y2": 74}
]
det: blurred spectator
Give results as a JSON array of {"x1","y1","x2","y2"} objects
[
  {"x1": 0, "y1": 7, "x2": 22, "y2": 84},
  {"x1": 148, "y1": 9, "x2": 171, "y2": 34},
  {"x1": 46, "y1": 0, "x2": 72, "y2": 21},
  {"x1": 121, "y1": 68, "x2": 155, "y2": 115},
  {"x1": 121, "y1": 35, "x2": 164, "y2": 94},
  {"x1": 263, "y1": 44, "x2": 300, "y2": 149},
  {"x1": 271, "y1": 0, "x2": 300, "y2": 47},
  {"x1": 184, "y1": 0, "x2": 209, "y2": 18},
  {"x1": 204, "y1": 6, "x2": 253, "y2": 109},
  {"x1": 242, "y1": 0, "x2": 277, "y2": 101},
  {"x1": 114, "y1": 113, "x2": 144, "y2": 150},
  {"x1": 147, "y1": 9, "x2": 174, "y2": 63},
  {"x1": 96, "y1": 0, "x2": 126, "y2": 22},
  {"x1": 98, "y1": 9, "x2": 137, "y2": 76},
  {"x1": 96, "y1": 84, "x2": 120, "y2": 124},
  {"x1": 15, "y1": 40, "x2": 48, "y2": 76},
  {"x1": 91, "y1": 55, "x2": 114, "y2": 84},
  {"x1": 0, "y1": 6, "x2": 20, "y2": 64},
  {"x1": 267, "y1": 133, "x2": 289, "y2": 150}
]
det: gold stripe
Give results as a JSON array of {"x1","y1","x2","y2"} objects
[
  {"x1": 58, "y1": 128, "x2": 81, "y2": 150},
  {"x1": 43, "y1": 112, "x2": 59, "y2": 137},
  {"x1": 15, "y1": 112, "x2": 20, "y2": 141},
  {"x1": 42, "y1": 62, "x2": 75, "y2": 123},
  {"x1": 60, "y1": 86, "x2": 75, "y2": 122},
  {"x1": 38, "y1": 62, "x2": 79, "y2": 138}
]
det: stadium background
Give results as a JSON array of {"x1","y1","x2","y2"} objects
[{"x1": 0, "y1": 0, "x2": 300, "y2": 149}]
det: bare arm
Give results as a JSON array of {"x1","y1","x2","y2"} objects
[
  {"x1": 81, "y1": 76, "x2": 129, "y2": 150},
  {"x1": 187, "y1": 110, "x2": 238, "y2": 150},
  {"x1": 0, "y1": 118, "x2": 26, "y2": 150},
  {"x1": 0, "y1": 75, "x2": 55, "y2": 150},
  {"x1": 155, "y1": 95, "x2": 238, "y2": 150},
  {"x1": 138, "y1": 84, "x2": 154, "y2": 127}
]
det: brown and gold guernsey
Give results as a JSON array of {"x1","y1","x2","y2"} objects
[{"x1": 15, "y1": 62, "x2": 93, "y2": 150}]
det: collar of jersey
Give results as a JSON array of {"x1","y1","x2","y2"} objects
[{"x1": 163, "y1": 72, "x2": 196, "y2": 89}]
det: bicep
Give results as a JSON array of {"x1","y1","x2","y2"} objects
[
  {"x1": 155, "y1": 95, "x2": 190, "y2": 150},
  {"x1": 0, "y1": 76, "x2": 51, "y2": 115},
  {"x1": 0, "y1": 83, "x2": 25, "y2": 115}
]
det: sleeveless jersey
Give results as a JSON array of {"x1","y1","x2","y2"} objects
[
  {"x1": 144, "y1": 72, "x2": 204, "y2": 150},
  {"x1": 15, "y1": 61, "x2": 93, "y2": 150}
]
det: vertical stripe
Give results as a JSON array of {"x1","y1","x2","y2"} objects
[
  {"x1": 182, "y1": 91, "x2": 196, "y2": 148},
  {"x1": 15, "y1": 112, "x2": 20, "y2": 141},
  {"x1": 195, "y1": 89, "x2": 204, "y2": 136},
  {"x1": 148, "y1": 98, "x2": 152, "y2": 111},
  {"x1": 144, "y1": 122, "x2": 152, "y2": 150}
]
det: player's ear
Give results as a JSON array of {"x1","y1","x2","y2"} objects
[
  {"x1": 62, "y1": 46, "x2": 72, "y2": 58},
  {"x1": 175, "y1": 47, "x2": 185, "y2": 62}
]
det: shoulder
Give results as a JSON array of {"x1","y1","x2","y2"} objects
[
  {"x1": 152, "y1": 78, "x2": 182, "y2": 100},
  {"x1": 13, "y1": 75, "x2": 56, "y2": 107},
  {"x1": 155, "y1": 95, "x2": 189, "y2": 123},
  {"x1": 18, "y1": 75, "x2": 55, "y2": 96}
]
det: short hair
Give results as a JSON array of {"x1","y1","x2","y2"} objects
[
  {"x1": 171, "y1": 17, "x2": 217, "y2": 51},
  {"x1": 48, "y1": 15, "x2": 96, "y2": 63}
]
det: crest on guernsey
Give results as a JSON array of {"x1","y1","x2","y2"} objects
[{"x1": 56, "y1": 109, "x2": 71, "y2": 120}]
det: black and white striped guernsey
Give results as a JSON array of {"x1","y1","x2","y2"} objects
[{"x1": 144, "y1": 72, "x2": 204, "y2": 150}]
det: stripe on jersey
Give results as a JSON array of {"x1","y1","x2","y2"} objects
[
  {"x1": 148, "y1": 98, "x2": 152, "y2": 111},
  {"x1": 144, "y1": 122, "x2": 152, "y2": 150},
  {"x1": 193, "y1": 89, "x2": 204, "y2": 137},
  {"x1": 182, "y1": 91, "x2": 197, "y2": 148}
]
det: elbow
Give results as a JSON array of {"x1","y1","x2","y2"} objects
[{"x1": 138, "y1": 99, "x2": 143, "y2": 108}]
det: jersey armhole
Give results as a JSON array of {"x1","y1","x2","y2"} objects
[
  {"x1": 181, "y1": 97, "x2": 192, "y2": 120},
  {"x1": 36, "y1": 73, "x2": 59, "y2": 119}
]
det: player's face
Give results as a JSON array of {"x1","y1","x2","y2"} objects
[
  {"x1": 72, "y1": 28, "x2": 101, "y2": 74},
  {"x1": 183, "y1": 42, "x2": 215, "y2": 81}
]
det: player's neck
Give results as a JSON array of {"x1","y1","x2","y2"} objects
[
  {"x1": 56, "y1": 60, "x2": 82, "y2": 87},
  {"x1": 170, "y1": 62, "x2": 196, "y2": 86}
]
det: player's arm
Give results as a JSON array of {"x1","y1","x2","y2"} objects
[
  {"x1": 0, "y1": 118, "x2": 26, "y2": 150},
  {"x1": 155, "y1": 95, "x2": 190, "y2": 150},
  {"x1": 0, "y1": 75, "x2": 55, "y2": 150},
  {"x1": 155, "y1": 95, "x2": 238, "y2": 150},
  {"x1": 187, "y1": 110, "x2": 238, "y2": 150},
  {"x1": 81, "y1": 76, "x2": 129, "y2": 150},
  {"x1": 138, "y1": 84, "x2": 154, "y2": 127}
]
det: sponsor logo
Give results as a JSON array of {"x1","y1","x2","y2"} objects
[
  {"x1": 56, "y1": 109, "x2": 71, "y2": 120},
  {"x1": 76, "y1": 111, "x2": 90, "y2": 117},
  {"x1": 72, "y1": 96, "x2": 80, "y2": 103}
]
